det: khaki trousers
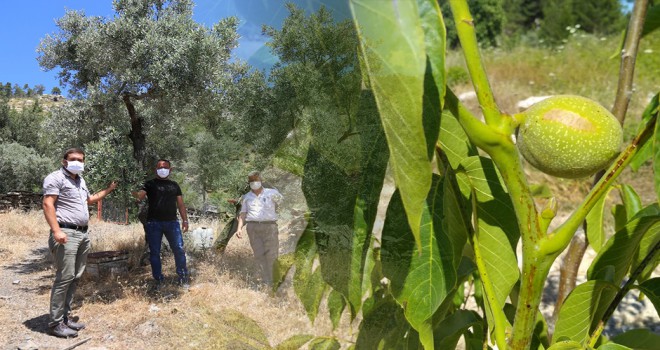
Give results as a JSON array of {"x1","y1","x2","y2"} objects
[
  {"x1": 246, "y1": 222, "x2": 279, "y2": 285},
  {"x1": 48, "y1": 227, "x2": 90, "y2": 327}
]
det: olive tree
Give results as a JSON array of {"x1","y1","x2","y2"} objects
[{"x1": 37, "y1": 0, "x2": 239, "y2": 168}]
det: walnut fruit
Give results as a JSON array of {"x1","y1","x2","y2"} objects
[{"x1": 516, "y1": 95, "x2": 622, "y2": 178}]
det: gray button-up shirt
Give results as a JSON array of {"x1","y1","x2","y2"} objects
[{"x1": 43, "y1": 168, "x2": 90, "y2": 226}]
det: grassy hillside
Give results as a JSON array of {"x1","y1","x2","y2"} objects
[{"x1": 7, "y1": 94, "x2": 65, "y2": 113}]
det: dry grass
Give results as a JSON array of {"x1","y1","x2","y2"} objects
[{"x1": 0, "y1": 210, "x2": 49, "y2": 262}]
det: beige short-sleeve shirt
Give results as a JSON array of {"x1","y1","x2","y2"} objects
[{"x1": 42, "y1": 168, "x2": 90, "y2": 226}]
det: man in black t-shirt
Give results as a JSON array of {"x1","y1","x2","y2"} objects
[{"x1": 135, "y1": 159, "x2": 190, "y2": 289}]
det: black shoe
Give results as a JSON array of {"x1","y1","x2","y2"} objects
[
  {"x1": 178, "y1": 277, "x2": 190, "y2": 291},
  {"x1": 64, "y1": 317, "x2": 85, "y2": 331},
  {"x1": 150, "y1": 279, "x2": 163, "y2": 292},
  {"x1": 49, "y1": 322, "x2": 78, "y2": 338}
]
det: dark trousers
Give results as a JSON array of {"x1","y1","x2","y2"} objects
[{"x1": 145, "y1": 220, "x2": 188, "y2": 282}]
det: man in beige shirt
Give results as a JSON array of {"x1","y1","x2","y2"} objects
[
  {"x1": 235, "y1": 171, "x2": 283, "y2": 287},
  {"x1": 42, "y1": 147, "x2": 117, "y2": 338}
]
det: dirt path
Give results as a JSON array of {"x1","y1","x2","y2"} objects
[{"x1": 0, "y1": 236, "x2": 77, "y2": 350}]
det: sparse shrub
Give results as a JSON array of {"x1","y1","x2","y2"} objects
[{"x1": 0, "y1": 142, "x2": 53, "y2": 193}]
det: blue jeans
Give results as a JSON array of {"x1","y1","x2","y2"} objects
[{"x1": 145, "y1": 220, "x2": 188, "y2": 282}]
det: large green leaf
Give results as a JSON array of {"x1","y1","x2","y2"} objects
[
  {"x1": 433, "y1": 310, "x2": 482, "y2": 349},
  {"x1": 610, "y1": 328, "x2": 660, "y2": 350},
  {"x1": 619, "y1": 184, "x2": 642, "y2": 223},
  {"x1": 442, "y1": 170, "x2": 470, "y2": 273},
  {"x1": 596, "y1": 344, "x2": 633, "y2": 350},
  {"x1": 302, "y1": 145, "x2": 357, "y2": 296},
  {"x1": 348, "y1": 89, "x2": 389, "y2": 317},
  {"x1": 641, "y1": 5, "x2": 660, "y2": 37},
  {"x1": 654, "y1": 98, "x2": 660, "y2": 204},
  {"x1": 308, "y1": 337, "x2": 341, "y2": 350},
  {"x1": 275, "y1": 334, "x2": 314, "y2": 350},
  {"x1": 351, "y1": 0, "x2": 432, "y2": 248},
  {"x1": 294, "y1": 222, "x2": 328, "y2": 323},
  {"x1": 327, "y1": 289, "x2": 346, "y2": 331},
  {"x1": 439, "y1": 108, "x2": 478, "y2": 170},
  {"x1": 455, "y1": 156, "x2": 520, "y2": 306},
  {"x1": 633, "y1": 226, "x2": 660, "y2": 283},
  {"x1": 637, "y1": 277, "x2": 660, "y2": 317},
  {"x1": 630, "y1": 93, "x2": 659, "y2": 172},
  {"x1": 553, "y1": 280, "x2": 618, "y2": 345},
  {"x1": 381, "y1": 175, "x2": 458, "y2": 345},
  {"x1": 355, "y1": 296, "x2": 422, "y2": 350},
  {"x1": 417, "y1": 0, "x2": 446, "y2": 160},
  {"x1": 417, "y1": 0, "x2": 446, "y2": 111},
  {"x1": 216, "y1": 309, "x2": 272, "y2": 348},
  {"x1": 586, "y1": 187, "x2": 615, "y2": 253},
  {"x1": 547, "y1": 340, "x2": 584, "y2": 350},
  {"x1": 588, "y1": 215, "x2": 660, "y2": 284}
]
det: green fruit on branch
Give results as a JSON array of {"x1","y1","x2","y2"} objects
[{"x1": 515, "y1": 95, "x2": 622, "y2": 178}]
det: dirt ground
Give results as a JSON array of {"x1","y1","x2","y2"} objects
[{"x1": 0, "y1": 212, "x2": 342, "y2": 350}]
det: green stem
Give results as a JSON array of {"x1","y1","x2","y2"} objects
[
  {"x1": 449, "y1": 88, "x2": 547, "y2": 349},
  {"x1": 542, "y1": 114, "x2": 657, "y2": 256},
  {"x1": 488, "y1": 144, "x2": 549, "y2": 350},
  {"x1": 445, "y1": 89, "x2": 502, "y2": 150},
  {"x1": 448, "y1": 0, "x2": 502, "y2": 130}
]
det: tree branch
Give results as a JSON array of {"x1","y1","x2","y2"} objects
[{"x1": 612, "y1": 0, "x2": 649, "y2": 123}]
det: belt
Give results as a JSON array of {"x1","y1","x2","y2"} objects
[
  {"x1": 58, "y1": 222, "x2": 88, "y2": 232},
  {"x1": 246, "y1": 220, "x2": 277, "y2": 224}
]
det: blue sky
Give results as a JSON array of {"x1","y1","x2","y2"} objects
[{"x1": 0, "y1": 0, "x2": 350, "y2": 95}]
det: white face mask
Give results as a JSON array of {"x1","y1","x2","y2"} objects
[
  {"x1": 156, "y1": 168, "x2": 170, "y2": 178},
  {"x1": 250, "y1": 181, "x2": 262, "y2": 190},
  {"x1": 65, "y1": 161, "x2": 85, "y2": 174}
]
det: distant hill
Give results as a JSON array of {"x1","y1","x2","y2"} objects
[{"x1": 7, "y1": 94, "x2": 66, "y2": 113}]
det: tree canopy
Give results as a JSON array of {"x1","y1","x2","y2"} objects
[{"x1": 37, "y1": 0, "x2": 240, "y2": 167}]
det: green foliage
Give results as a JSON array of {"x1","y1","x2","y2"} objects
[
  {"x1": 0, "y1": 142, "x2": 52, "y2": 193},
  {"x1": 84, "y1": 127, "x2": 144, "y2": 203},
  {"x1": 610, "y1": 328, "x2": 660, "y2": 350},
  {"x1": 540, "y1": 0, "x2": 625, "y2": 45},
  {"x1": 6, "y1": 99, "x2": 47, "y2": 152},
  {"x1": 37, "y1": 0, "x2": 240, "y2": 167},
  {"x1": 502, "y1": 0, "x2": 543, "y2": 35}
]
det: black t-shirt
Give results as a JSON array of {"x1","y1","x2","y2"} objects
[{"x1": 142, "y1": 178, "x2": 182, "y2": 221}]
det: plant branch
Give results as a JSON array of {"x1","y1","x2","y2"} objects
[
  {"x1": 587, "y1": 240, "x2": 660, "y2": 347},
  {"x1": 445, "y1": 89, "x2": 502, "y2": 150},
  {"x1": 447, "y1": 0, "x2": 502, "y2": 130},
  {"x1": 612, "y1": 0, "x2": 649, "y2": 123},
  {"x1": 543, "y1": 114, "x2": 658, "y2": 256}
]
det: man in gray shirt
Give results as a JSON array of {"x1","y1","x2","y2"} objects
[{"x1": 42, "y1": 148, "x2": 117, "y2": 338}]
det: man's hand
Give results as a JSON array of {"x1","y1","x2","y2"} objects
[
  {"x1": 182, "y1": 221, "x2": 189, "y2": 232},
  {"x1": 235, "y1": 226, "x2": 242, "y2": 239},
  {"x1": 53, "y1": 229, "x2": 67, "y2": 244},
  {"x1": 108, "y1": 181, "x2": 118, "y2": 191}
]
